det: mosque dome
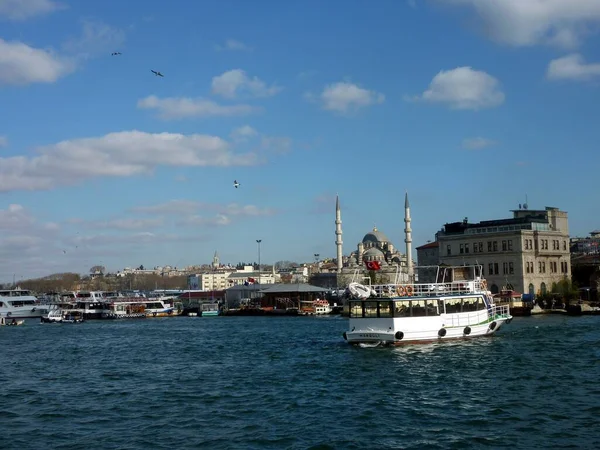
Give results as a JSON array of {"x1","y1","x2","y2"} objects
[
  {"x1": 362, "y1": 227, "x2": 389, "y2": 244},
  {"x1": 363, "y1": 247, "x2": 384, "y2": 259}
]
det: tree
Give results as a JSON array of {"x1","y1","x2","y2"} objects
[
  {"x1": 138, "y1": 265, "x2": 145, "y2": 270},
  {"x1": 89, "y1": 265, "x2": 105, "y2": 275}
]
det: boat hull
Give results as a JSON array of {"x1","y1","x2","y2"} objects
[{"x1": 344, "y1": 317, "x2": 512, "y2": 346}]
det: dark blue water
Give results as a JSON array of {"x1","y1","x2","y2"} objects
[{"x1": 1, "y1": 315, "x2": 599, "y2": 449}]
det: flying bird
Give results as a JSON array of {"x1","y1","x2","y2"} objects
[
  {"x1": 111, "y1": 52, "x2": 122, "y2": 56},
  {"x1": 151, "y1": 70, "x2": 164, "y2": 77},
  {"x1": 233, "y1": 180, "x2": 240, "y2": 189}
]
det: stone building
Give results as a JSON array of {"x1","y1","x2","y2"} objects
[{"x1": 424, "y1": 206, "x2": 571, "y2": 296}]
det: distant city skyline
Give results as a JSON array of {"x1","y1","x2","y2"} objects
[{"x1": 1, "y1": 0, "x2": 600, "y2": 282}]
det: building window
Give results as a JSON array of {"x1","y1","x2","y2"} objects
[
  {"x1": 460, "y1": 244, "x2": 464, "y2": 254},
  {"x1": 474, "y1": 243, "x2": 478, "y2": 253},
  {"x1": 447, "y1": 245, "x2": 451, "y2": 256},
  {"x1": 563, "y1": 241, "x2": 567, "y2": 251},
  {"x1": 502, "y1": 262, "x2": 508, "y2": 275},
  {"x1": 493, "y1": 241, "x2": 498, "y2": 252},
  {"x1": 508, "y1": 240, "x2": 513, "y2": 251},
  {"x1": 465, "y1": 243, "x2": 470, "y2": 253},
  {"x1": 488, "y1": 263, "x2": 493, "y2": 275},
  {"x1": 538, "y1": 261, "x2": 542, "y2": 273},
  {"x1": 502, "y1": 240, "x2": 507, "y2": 251},
  {"x1": 494, "y1": 262, "x2": 499, "y2": 275},
  {"x1": 542, "y1": 262, "x2": 546, "y2": 273},
  {"x1": 479, "y1": 242, "x2": 483, "y2": 252},
  {"x1": 509, "y1": 262, "x2": 514, "y2": 274},
  {"x1": 524, "y1": 239, "x2": 529, "y2": 250},
  {"x1": 488, "y1": 241, "x2": 492, "y2": 252}
]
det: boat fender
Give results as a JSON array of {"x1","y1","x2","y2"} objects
[
  {"x1": 343, "y1": 332, "x2": 347, "y2": 340},
  {"x1": 395, "y1": 331, "x2": 404, "y2": 340},
  {"x1": 463, "y1": 326, "x2": 471, "y2": 335},
  {"x1": 438, "y1": 328, "x2": 447, "y2": 337},
  {"x1": 489, "y1": 321, "x2": 497, "y2": 331},
  {"x1": 505, "y1": 318, "x2": 512, "y2": 324},
  {"x1": 153, "y1": 312, "x2": 157, "y2": 317}
]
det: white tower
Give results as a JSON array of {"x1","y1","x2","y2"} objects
[
  {"x1": 212, "y1": 251, "x2": 219, "y2": 270},
  {"x1": 404, "y1": 192, "x2": 414, "y2": 280},
  {"x1": 335, "y1": 195, "x2": 343, "y2": 273}
]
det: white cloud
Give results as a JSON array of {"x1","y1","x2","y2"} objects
[
  {"x1": 414, "y1": 66, "x2": 504, "y2": 110},
  {"x1": 0, "y1": 136, "x2": 7, "y2": 147},
  {"x1": 547, "y1": 54, "x2": 600, "y2": 82},
  {"x1": 132, "y1": 200, "x2": 201, "y2": 215},
  {"x1": 0, "y1": 0, "x2": 63, "y2": 21},
  {"x1": 137, "y1": 95, "x2": 259, "y2": 120},
  {"x1": 0, "y1": 130, "x2": 261, "y2": 192},
  {"x1": 407, "y1": 0, "x2": 417, "y2": 8},
  {"x1": 214, "y1": 39, "x2": 252, "y2": 51},
  {"x1": 438, "y1": 0, "x2": 600, "y2": 48},
  {"x1": 211, "y1": 69, "x2": 282, "y2": 99},
  {"x1": 313, "y1": 81, "x2": 385, "y2": 114},
  {"x1": 62, "y1": 20, "x2": 126, "y2": 58},
  {"x1": 259, "y1": 136, "x2": 291, "y2": 154},
  {"x1": 0, "y1": 38, "x2": 75, "y2": 85},
  {"x1": 462, "y1": 137, "x2": 497, "y2": 150},
  {"x1": 230, "y1": 125, "x2": 258, "y2": 142}
]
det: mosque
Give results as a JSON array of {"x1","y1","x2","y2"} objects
[{"x1": 334, "y1": 193, "x2": 415, "y2": 286}]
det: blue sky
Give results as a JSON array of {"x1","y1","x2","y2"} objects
[{"x1": 1, "y1": 0, "x2": 600, "y2": 282}]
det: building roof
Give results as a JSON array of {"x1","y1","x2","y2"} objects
[
  {"x1": 416, "y1": 241, "x2": 439, "y2": 250},
  {"x1": 259, "y1": 283, "x2": 328, "y2": 294}
]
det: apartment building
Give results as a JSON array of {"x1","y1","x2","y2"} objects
[{"x1": 423, "y1": 206, "x2": 571, "y2": 296}]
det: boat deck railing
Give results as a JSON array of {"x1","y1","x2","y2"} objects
[{"x1": 366, "y1": 279, "x2": 488, "y2": 298}]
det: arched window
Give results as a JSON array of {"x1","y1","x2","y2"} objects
[
  {"x1": 490, "y1": 284, "x2": 499, "y2": 294},
  {"x1": 540, "y1": 282, "x2": 547, "y2": 295},
  {"x1": 528, "y1": 283, "x2": 534, "y2": 296}
]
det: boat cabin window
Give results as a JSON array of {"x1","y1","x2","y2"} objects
[
  {"x1": 443, "y1": 296, "x2": 483, "y2": 313},
  {"x1": 350, "y1": 302, "x2": 363, "y2": 317},
  {"x1": 394, "y1": 300, "x2": 440, "y2": 317},
  {"x1": 364, "y1": 301, "x2": 378, "y2": 318},
  {"x1": 378, "y1": 301, "x2": 392, "y2": 318}
]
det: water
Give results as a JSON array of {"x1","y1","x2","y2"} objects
[{"x1": 1, "y1": 315, "x2": 600, "y2": 449}]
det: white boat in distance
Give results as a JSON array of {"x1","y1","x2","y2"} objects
[
  {"x1": 0, "y1": 288, "x2": 49, "y2": 319},
  {"x1": 343, "y1": 265, "x2": 513, "y2": 346}
]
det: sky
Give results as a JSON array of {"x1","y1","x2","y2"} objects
[{"x1": 1, "y1": 0, "x2": 600, "y2": 282}]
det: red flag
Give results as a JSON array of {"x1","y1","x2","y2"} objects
[
  {"x1": 365, "y1": 261, "x2": 381, "y2": 271},
  {"x1": 248, "y1": 277, "x2": 255, "y2": 283}
]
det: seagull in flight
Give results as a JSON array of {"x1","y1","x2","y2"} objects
[
  {"x1": 233, "y1": 180, "x2": 240, "y2": 189},
  {"x1": 151, "y1": 70, "x2": 164, "y2": 77},
  {"x1": 111, "y1": 52, "x2": 122, "y2": 56}
]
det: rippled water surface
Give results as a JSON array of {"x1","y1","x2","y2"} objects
[{"x1": 1, "y1": 315, "x2": 600, "y2": 449}]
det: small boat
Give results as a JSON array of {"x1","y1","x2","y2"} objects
[
  {"x1": 200, "y1": 302, "x2": 220, "y2": 317},
  {"x1": 1, "y1": 317, "x2": 25, "y2": 326},
  {"x1": 343, "y1": 264, "x2": 512, "y2": 346}
]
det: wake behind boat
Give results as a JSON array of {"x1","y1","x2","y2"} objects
[{"x1": 343, "y1": 264, "x2": 512, "y2": 346}]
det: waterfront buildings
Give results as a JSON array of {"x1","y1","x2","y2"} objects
[{"x1": 417, "y1": 206, "x2": 571, "y2": 297}]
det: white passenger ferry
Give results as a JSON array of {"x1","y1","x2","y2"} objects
[
  {"x1": 343, "y1": 265, "x2": 512, "y2": 346},
  {"x1": 0, "y1": 288, "x2": 49, "y2": 319}
]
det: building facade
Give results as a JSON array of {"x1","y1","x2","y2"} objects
[{"x1": 432, "y1": 206, "x2": 571, "y2": 296}]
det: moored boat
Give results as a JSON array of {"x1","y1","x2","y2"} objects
[
  {"x1": 343, "y1": 265, "x2": 512, "y2": 346},
  {"x1": 200, "y1": 302, "x2": 220, "y2": 316},
  {"x1": 0, "y1": 288, "x2": 49, "y2": 319}
]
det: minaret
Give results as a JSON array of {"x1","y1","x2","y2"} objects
[
  {"x1": 335, "y1": 195, "x2": 343, "y2": 273},
  {"x1": 212, "y1": 251, "x2": 219, "y2": 270},
  {"x1": 404, "y1": 192, "x2": 414, "y2": 280}
]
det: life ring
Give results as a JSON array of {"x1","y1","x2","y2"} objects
[
  {"x1": 405, "y1": 285, "x2": 414, "y2": 296},
  {"x1": 481, "y1": 280, "x2": 488, "y2": 290},
  {"x1": 396, "y1": 285, "x2": 406, "y2": 296}
]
